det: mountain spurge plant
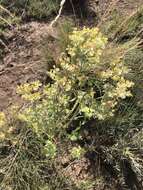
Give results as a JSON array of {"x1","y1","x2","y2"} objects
[{"x1": 13, "y1": 27, "x2": 134, "y2": 157}]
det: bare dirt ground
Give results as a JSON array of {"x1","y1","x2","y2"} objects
[{"x1": 0, "y1": 22, "x2": 52, "y2": 111}]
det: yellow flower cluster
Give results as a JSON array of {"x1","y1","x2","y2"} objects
[
  {"x1": 58, "y1": 27, "x2": 134, "y2": 120},
  {"x1": 17, "y1": 81, "x2": 42, "y2": 101},
  {"x1": 0, "y1": 112, "x2": 5, "y2": 127},
  {"x1": 0, "y1": 112, "x2": 6, "y2": 141},
  {"x1": 60, "y1": 27, "x2": 107, "y2": 74}
]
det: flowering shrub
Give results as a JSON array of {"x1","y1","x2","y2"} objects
[
  {"x1": 17, "y1": 80, "x2": 42, "y2": 101},
  {"x1": 3, "y1": 27, "x2": 133, "y2": 157}
]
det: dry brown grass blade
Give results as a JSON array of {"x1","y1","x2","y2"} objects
[
  {"x1": 0, "y1": 15, "x2": 13, "y2": 27},
  {"x1": 0, "y1": 39, "x2": 12, "y2": 53},
  {"x1": 112, "y1": 6, "x2": 143, "y2": 41},
  {"x1": 0, "y1": 4, "x2": 14, "y2": 52},
  {"x1": 97, "y1": 0, "x2": 120, "y2": 27},
  {"x1": 0, "y1": 4, "x2": 14, "y2": 18}
]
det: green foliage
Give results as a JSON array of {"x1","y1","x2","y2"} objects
[
  {"x1": 70, "y1": 146, "x2": 85, "y2": 159},
  {"x1": 0, "y1": 0, "x2": 60, "y2": 19},
  {"x1": 17, "y1": 80, "x2": 42, "y2": 102},
  {"x1": 0, "y1": 112, "x2": 6, "y2": 140},
  {"x1": 44, "y1": 140, "x2": 57, "y2": 159},
  {"x1": 78, "y1": 180, "x2": 95, "y2": 190},
  {"x1": 100, "y1": 9, "x2": 122, "y2": 37},
  {"x1": 108, "y1": 48, "x2": 143, "y2": 136},
  {"x1": 100, "y1": 5, "x2": 143, "y2": 42},
  {"x1": 0, "y1": 127, "x2": 81, "y2": 190},
  {"x1": 0, "y1": 0, "x2": 27, "y2": 12},
  {"x1": 0, "y1": 4, "x2": 20, "y2": 29},
  {"x1": 28, "y1": 0, "x2": 59, "y2": 19},
  {"x1": 41, "y1": 19, "x2": 74, "y2": 71},
  {"x1": 0, "y1": 129, "x2": 46, "y2": 190},
  {"x1": 68, "y1": 127, "x2": 82, "y2": 141},
  {"x1": 113, "y1": 6, "x2": 143, "y2": 41},
  {"x1": 57, "y1": 20, "x2": 74, "y2": 52},
  {"x1": 125, "y1": 48, "x2": 143, "y2": 87}
]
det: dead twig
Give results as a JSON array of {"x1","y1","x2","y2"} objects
[{"x1": 50, "y1": 0, "x2": 66, "y2": 27}]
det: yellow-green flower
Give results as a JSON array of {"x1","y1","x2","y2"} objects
[{"x1": 0, "y1": 112, "x2": 6, "y2": 127}]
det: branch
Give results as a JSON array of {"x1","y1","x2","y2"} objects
[{"x1": 50, "y1": 0, "x2": 66, "y2": 27}]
